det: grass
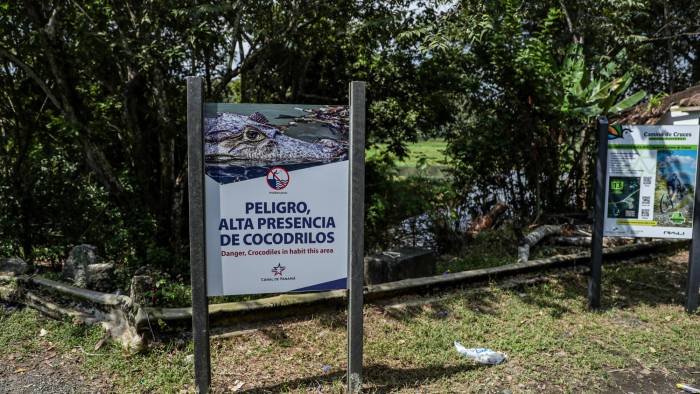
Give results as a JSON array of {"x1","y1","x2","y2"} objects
[
  {"x1": 437, "y1": 228, "x2": 519, "y2": 273},
  {"x1": 437, "y1": 227, "x2": 587, "y2": 274},
  {"x1": 0, "y1": 306, "x2": 195, "y2": 392},
  {"x1": 1, "y1": 251, "x2": 699, "y2": 393},
  {"x1": 368, "y1": 139, "x2": 448, "y2": 176}
]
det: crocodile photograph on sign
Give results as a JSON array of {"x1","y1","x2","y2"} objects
[{"x1": 204, "y1": 104, "x2": 348, "y2": 183}]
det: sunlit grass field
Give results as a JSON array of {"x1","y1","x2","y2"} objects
[{"x1": 367, "y1": 139, "x2": 448, "y2": 177}]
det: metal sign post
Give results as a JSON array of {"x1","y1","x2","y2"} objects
[
  {"x1": 187, "y1": 76, "x2": 211, "y2": 393},
  {"x1": 589, "y1": 116, "x2": 608, "y2": 309},
  {"x1": 347, "y1": 81, "x2": 366, "y2": 393}
]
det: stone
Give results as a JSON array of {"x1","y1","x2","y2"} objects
[
  {"x1": 129, "y1": 265, "x2": 169, "y2": 306},
  {"x1": 63, "y1": 245, "x2": 100, "y2": 288},
  {"x1": 0, "y1": 257, "x2": 28, "y2": 276},
  {"x1": 129, "y1": 265, "x2": 168, "y2": 306},
  {"x1": 63, "y1": 245, "x2": 115, "y2": 291},
  {"x1": 364, "y1": 247, "x2": 436, "y2": 285},
  {"x1": 130, "y1": 275, "x2": 155, "y2": 306},
  {"x1": 87, "y1": 263, "x2": 115, "y2": 292},
  {"x1": 0, "y1": 282, "x2": 18, "y2": 301}
]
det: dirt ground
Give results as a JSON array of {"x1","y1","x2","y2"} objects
[{"x1": 0, "y1": 330, "x2": 110, "y2": 394}]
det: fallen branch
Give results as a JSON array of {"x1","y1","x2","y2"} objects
[
  {"x1": 17, "y1": 279, "x2": 144, "y2": 353},
  {"x1": 28, "y1": 276, "x2": 130, "y2": 307},
  {"x1": 551, "y1": 236, "x2": 595, "y2": 246},
  {"x1": 517, "y1": 225, "x2": 563, "y2": 263},
  {"x1": 467, "y1": 202, "x2": 508, "y2": 238},
  {"x1": 24, "y1": 290, "x2": 95, "y2": 318}
]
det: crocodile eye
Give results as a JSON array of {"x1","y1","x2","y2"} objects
[{"x1": 244, "y1": 127, "x2": 262, "y2": 141}]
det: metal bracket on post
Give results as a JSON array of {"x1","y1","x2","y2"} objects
[
  {"x1": 347, "y1": 81, "x2": 366, "y2": 393},
  {"x1": 187, "y1": 76, "x2": 211, "y2": 393},
  {"x1": 589, "y1": 116, "x2": 608, "y2": 309},
  {"x1": 687, "y1": 148, "x2": 700, "y2": 313}
]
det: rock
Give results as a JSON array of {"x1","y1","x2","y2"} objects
[
  {"x1": 130, "y1": 275, "x2": 155, "y2": 306},
  {"x1": 129, "y1": 265, "x2": 169, "y2": 306},
  {"x1": 63, "y1": 245, "x2": 100, "y2": 288},
  {"x1": 129, "y1": 265, "x2": 168, "y2": 306},
  {"x1": 364, "y1": 247, "x2": 436, "y2": 285},
  {"x1": 133, "y1": 264, "x2": 167, "y2": 279},
  {"x1": 0, "y1": 257, "x2": 28, "y2": 276},
  {"x1": 87, "y1": 263, "x2": 115, "y2": 292},
  {"x1": 63, "y1": 245, "x2": 115, "y2": 291}
]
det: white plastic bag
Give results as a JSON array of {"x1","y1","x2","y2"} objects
[{"x1": 454, "y1": 341, "x2": 507, "y2": 365}]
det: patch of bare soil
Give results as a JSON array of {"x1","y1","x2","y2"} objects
[
  {"x1": 606, "y1": 367, "x2": 699, "y2": 394},
  {"x1": 0, "y1": 329, "x2": 111, "y2": 394}
]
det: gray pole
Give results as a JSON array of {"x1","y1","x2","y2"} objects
[
  {"x1": 347, "y1": 81, "x2": 366, "y2": 393},
  {"x1": 686, "y1": 149, "x2": 700, "y2": 313},
  {"x1": 589, "y1": 116, "x2": 608, "y2": 309},
  {"x1": 187, "y1": 76, "x2": 211, "y2": 392}
]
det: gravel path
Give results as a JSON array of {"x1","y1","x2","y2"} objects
[
  {"x1": 0, "y1": 325, "x2": 109, "y2": 394},
  {"x1": 0, "y1": 361, "x2": 88, "y2": 394},
  {"x1": 0, "y1": 349, "x2": 106, "y2": 394}
]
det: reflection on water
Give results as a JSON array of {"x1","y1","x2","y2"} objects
[{"x1": 205, "y1": 162, "x2": 333, "y2": 185}]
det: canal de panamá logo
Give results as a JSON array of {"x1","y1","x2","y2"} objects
[
  {"x1": 266, "y1": 166, "x2": 290, "y2": 190},
  {"x1": 608, "y1": 125, "x2": 632, "y2": 140},
  {"x1": 271, "y1": 263, "x2": 286, "y2": 276}
]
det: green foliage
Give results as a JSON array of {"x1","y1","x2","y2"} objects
[
  {"x1": 437, "y1": 227, "x2": 519, "y2": 273},
  {"x1": 152, "y1": 279, "x2": 191, "y2": 308},
  {"x1": 1, "y1": 0, "x2": 700, "y2": 280},
  {"x1": 364, "y1": 153, "x2": 405, "y2": 251},
  {"x1": 0, "y1": 1, "x2": 458, "y2": 276},
  {"x1": 561, "y1": 47, "x2": 646, "y2": 118},
  {"x1": 418, "y1": 1, "x2": 654, "y2": 220},
  {"x1": 422, "y1": 181, "x2": 465, "y2": 253},
  {"x1": 646, "y1": 92, "x2": 669, "y2": 111},
  {"x1": 364, "y1": 152, "x2": 462, "y2": 252}
]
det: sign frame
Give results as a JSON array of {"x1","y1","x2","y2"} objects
[
  {"x1": 187, "y1": 76, "x2": 211, "y2": 391},
  {"x1": 589, "y1": 116, "x2": 700, "y2": 313},
  {"x1": 186, "y1": 77, "x2": 366, "y2": 393},
  {"x1": 347, "y1": 81, "x2": 366, "y2": 393}
]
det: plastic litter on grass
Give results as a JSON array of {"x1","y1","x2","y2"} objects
[{"x1": 454, "y1": 341, "x2": 507, "y2": 365}]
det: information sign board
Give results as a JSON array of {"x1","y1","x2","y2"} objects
[
  {"x1": 603, "y1": 125, "x2": 700, "y2": 239},
  {"x1": 203, "y1": 104, "x2": 350, "y2": 295}
]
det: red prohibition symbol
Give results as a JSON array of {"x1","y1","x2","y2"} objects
[{"x1": 266, "y1": 166, "x2": 290, "y2": 190}]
